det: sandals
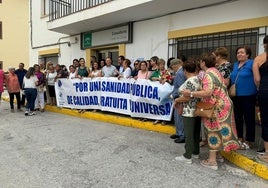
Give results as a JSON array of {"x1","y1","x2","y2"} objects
[
  {"x1": 200, "y1": 160, "x2": 218, "y2": 170},
  {"x1": 78, "y1": 109, "x2": 86, "y2": 113},
  {"x1": 199, "y1": 140, "x2": 208, "y2": 147},
  {"x1": 153, "y1": 120, "x2": 160, "y2": 125},
  {"x1": 216, "y1": 155, "x2": 224, "y2": 163},
  {"x1": 257, "y1": 154, "x2": 268, "y2": 163},
  {"x1": 238, "y1": 140, "x2": 250, "y2": 150}
]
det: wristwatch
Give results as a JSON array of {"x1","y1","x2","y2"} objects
[{"x1": 190, "y1": 91, "x2": 194, "y2": 98}]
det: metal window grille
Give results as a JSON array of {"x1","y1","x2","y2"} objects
[
  {"x1": 168, "y1": 28, "x2": 261, "y2": 63},
  {"x1": 49, "y1": 0, "x2": 113, "y2": 21}
]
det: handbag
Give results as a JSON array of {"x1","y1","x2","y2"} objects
[
  {"x1": 228, "y1": 65, "x2": 243, "y2": 97},
  {"x1": 228, "y1": 84, "x2": 236, "y2": 97},
  {"x1": 194, "y1": 73, "x2": 223, "y2": 119},
  {"x1": 194, "y1": 102, "x2": 215, "y2": 118}
]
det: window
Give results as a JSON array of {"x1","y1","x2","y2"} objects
[
  {"x1": 41, "y1": 0, "x2": 49, "y2": 16},
  {"x1": 39, "y1": 55, "x2": 59, "y2": 68},
  {"x1": 168, "y1": 28, "x2": 262, "y2": 63},
  {"x1": 0, "y1": 22, "x2": 2, "y2": 39}
]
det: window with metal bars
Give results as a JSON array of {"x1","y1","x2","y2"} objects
[{"x1": 168, "y1": 28, "x2": 261, "y2": 63}]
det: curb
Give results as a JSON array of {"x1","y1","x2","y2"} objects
[
  {"x1": 45, "y1": 105, "x2": 176, "y2": 135},
  {"x1": 221, "y1": 151, "x2": 268, "y2": 180},
  {"x1": 2, "y1": 96, "x2": 268, "y2": 180}
]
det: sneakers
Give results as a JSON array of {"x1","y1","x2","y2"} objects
[
  {"x1": 257, "y1": 149, "x2": 266, "y2": 155},
  {"x1": 25, "y1": 111, "x2": 36, "y2": 116},
  {"x1": 29, "y1": 111, "x2": 36, "y2": 116},
  {"x1": 175, "y1": 155, "x2": 192, "y2": 164},
  {"x1": 200, "y1": 160, "x2": 218, "y2": 170},
  {"x1": 192, "y1": 154, "x2": 199, "y2": 159}
]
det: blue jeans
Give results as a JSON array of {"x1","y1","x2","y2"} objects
[
  {"x1": 24, "y1": 88, "x2": 37, "y2": 111},
  {"x1": 174, "y1": 108, "x2": 185, "y2": 138}
]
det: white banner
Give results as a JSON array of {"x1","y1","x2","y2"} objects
[{"x1": 55, "y1": 78, "x2": 174, "y2": 121}]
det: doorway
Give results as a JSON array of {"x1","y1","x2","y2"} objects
[{"x1": 96, "y1": 48, "x2": 119, "y2": 66}]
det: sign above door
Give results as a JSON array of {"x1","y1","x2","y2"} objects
[{"x1": 81, "y1": 23, "x2": 133, "y2": 49}]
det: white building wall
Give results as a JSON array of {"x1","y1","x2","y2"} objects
[
  {"x1": 30, "y1": 0, "x2": 268, "y2": 67},
  {"x1": 126, "y1": 0, "x2": 268, "y2": 61},
  {"x1": 126, "y1": 16, "x2": 170, "y2": 62},
  {"x1": 30, "y1": 0, "x2": 86, "y2": 67}
]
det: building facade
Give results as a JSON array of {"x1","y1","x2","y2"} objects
[
  {"x1": 0, "y1": 0, "x2": 29, "y2": 71},
  {"x1": 30, "y1": 0, "x2": 268, "y2": 68}
]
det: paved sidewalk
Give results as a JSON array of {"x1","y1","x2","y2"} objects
[
  {"x1": 2, "y1": 93, "x2": 268, "y2": 180},
  {"x1": 45, "y1": 105, "x2": 268, "y2": 180}
]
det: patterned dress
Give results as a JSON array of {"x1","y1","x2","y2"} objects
[
  {"x1": 217, "y1": 62, "x2": 232, "y2": 80},
  {"x1": 202, "y1": 67, "x2": 239, "y2": 152}
]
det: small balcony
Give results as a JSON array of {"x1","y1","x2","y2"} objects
[
  {"x1": 47, "y1": 0, "x2": 233, "y2": 35},
  {"x1": 49, "y1": 0, "x2": 114, "y2": 21}
]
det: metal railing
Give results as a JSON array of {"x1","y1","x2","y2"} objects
[{"x1": 49, "y1": 0, "x2": 114, "y2": 21}]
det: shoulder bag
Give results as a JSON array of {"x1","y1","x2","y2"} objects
[
  {"x1": 194, "y1": 73, "x2": 223, "y2": 119},
  {"x1": 228, "y1": 65, "x2": 243, "y2": 97}
]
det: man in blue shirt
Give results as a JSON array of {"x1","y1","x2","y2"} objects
[
  {"x1": 15, "y1": 62, "x2": 27, "y2": 106},
  {"x1": 170, "y1": 59, "x2": 186, "y2": 143}
]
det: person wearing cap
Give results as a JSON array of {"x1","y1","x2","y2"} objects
[
  {"x1": 5, "y1": 67, "x2": 21, "y2": 112},
  {"x1": 169, "y1": 58, "x2": 186, "y2": 143}
]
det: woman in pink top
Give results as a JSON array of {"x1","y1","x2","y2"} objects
[
  {"x1": 5, "y1": 67, "x2": 21, "y2": 112},
  {"x1": 136, "y1": 61, "x2": 151, "y2": 79},
  {"x1": 0, "y1": 69, "x2": 4, "y2": 101}
]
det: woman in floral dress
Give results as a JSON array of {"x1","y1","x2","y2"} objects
[{"x1": 182, "y1": 52, "x2": 239, "y2": 170}]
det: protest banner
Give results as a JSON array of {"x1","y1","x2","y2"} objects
[{"x1": 55, "y1": 77, "x2": 174, "y2": 120}]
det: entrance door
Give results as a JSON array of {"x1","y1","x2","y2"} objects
[{"x1": 96, "y1": 48, "x2": 119, "y2": 66}]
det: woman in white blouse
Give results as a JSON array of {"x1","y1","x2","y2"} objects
[
  {"x1": 46, "y1": 64, "x2": 57, "y2": 105},
  {"x1": 23, "y1": 67, "x2": 38, "y2": 116},
  {"x1": 118, "y1": 59, "x2": 132, "y2": 79},
  {"x1": 89, "y1": 62, "x2": 102, "y2": 78}
]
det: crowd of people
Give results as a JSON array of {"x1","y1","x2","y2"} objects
[{"x1": 0, "y1": 35, "x2": 267, "y2": 170}]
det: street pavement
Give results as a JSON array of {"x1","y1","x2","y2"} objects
[{"x1": 0, "y1": 101, "x2": 268, "y2": 188}]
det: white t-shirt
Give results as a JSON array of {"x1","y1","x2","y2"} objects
[
  {"x1": 69, "y1": 72, "x2": 76, "y2": 79},
  {"x1": 47, "y1": 72, "x2": 57, "y2": 86},
  {"x1": 23, "y1": 75, "x2": 38, "y2": 89},
  {"x1": 122, "y1": 67, "x2": 131, "y2": 78}
]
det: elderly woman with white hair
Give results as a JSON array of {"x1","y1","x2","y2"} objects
[{"x1": 5, "y1": 67, "x2": 21, "y2": 112}]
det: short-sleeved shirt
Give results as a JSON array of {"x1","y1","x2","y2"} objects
[
  {"x1": 178, "y1": 76, "x2": 201, "y2": 117},
  {"x1": 23, "y1": 75, "x2": 38, "y2": 89},
  {"x1": 230, "y1": 59, "x2": 257, "y2": 96},
  {"x1": 102, "y1": 65, "x2": 117, "y2": 77}
]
